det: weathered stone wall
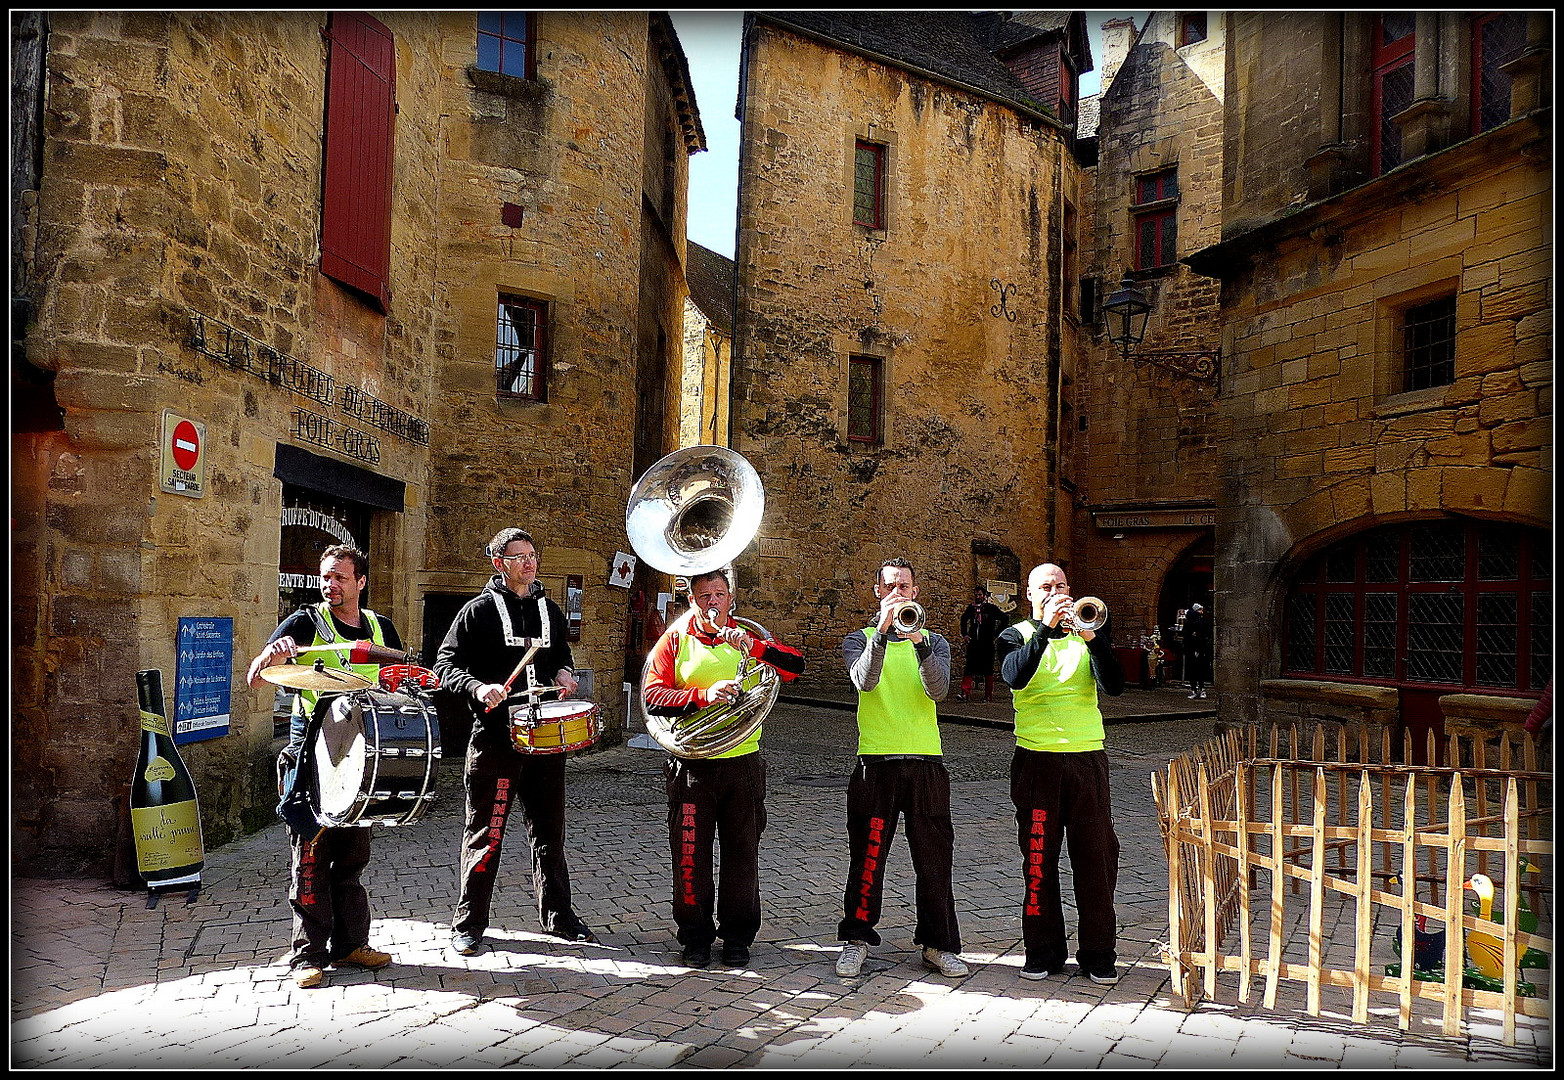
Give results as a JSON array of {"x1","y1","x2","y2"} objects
[
  {"x1": 1210, "y1": 118, "x2": 1552, "y2": 727},
  {"x1": 15, "y1": 11, "x2": 446, "y2": 868},
  {"x1": 680, "y1": 304, "x2": 732, "y2": 448},
  {"x1": 732, "y1": 22, "x2": 1071, "y2": 686},
  {"x1": 423, "y1": 11, "x2": 692, "y2": 730},
  {"x1": 14, "y1": 11, "x2": 695, "y2": 872},
  {"x1": 1072, "y1": 12, "x2": 1225, "y2": 637}
]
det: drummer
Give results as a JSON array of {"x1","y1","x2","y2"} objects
[
  {"x1": 435, "y1": 527, "x2": 597, "y2": 957},
  {"x1": 246, "y1": 543, "x2": 402, "y2": 989}
]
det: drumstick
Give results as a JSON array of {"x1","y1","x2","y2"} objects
[
  {"x1": 292, "y1": 641, "x2": 411, "y2": 665},
  {"x1": 499, "y1": 642, "x2": 542, "y2": 697}
]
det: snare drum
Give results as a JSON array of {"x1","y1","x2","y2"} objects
[
  {"x1": 314, "y1": 689, "x2": 441, "y2": 827},
  {"x1": 509, "y1": 699, "x2": 601, "y2": 754}
]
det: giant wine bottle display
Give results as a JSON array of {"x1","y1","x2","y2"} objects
[{"x1": 131, "y1": 669, "x2": 205, "y2": 889}]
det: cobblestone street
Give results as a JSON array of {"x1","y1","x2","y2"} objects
[{"x1": 11, "y1": 689, "x2": 1550, "y2": 1068}]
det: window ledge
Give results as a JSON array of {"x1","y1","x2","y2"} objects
[
  {"x1": 1133, "y1": 195, "x2": 1180, "y2": 213},
  {"x1": 1262, "y1": 678, "x2": 1399, "y2": 709},
  {"x1": 1372, "y1": 384, "x2": 1450, "y2": 419},
  {"x1": 466, "y1": 65, "x2": 548, "y2": 102}
]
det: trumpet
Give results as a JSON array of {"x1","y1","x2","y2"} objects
[
  {"x1": 890, "y1": 601, "x2": 925, "y2": 635},
  {"x1": 1057, "y1": 596, "x2": 1108, "y2": 634}
]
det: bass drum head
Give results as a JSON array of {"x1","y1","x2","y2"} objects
[{"x1": 316, "y1": 693, "x2": 370, "y2": 822}]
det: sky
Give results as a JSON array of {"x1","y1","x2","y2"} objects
[{"x1": 669, "y1": 10, "x2": 1150, "y2": 259}]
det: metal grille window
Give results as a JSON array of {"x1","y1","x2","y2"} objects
[
  {"x1": 1285, "y1": 594, "x2": 1317, "y2": 672},
  {"x1": 1133, "y1": 169, "x2": 1178, "y2": 269},
  {"x1": 1531, "y1": 592, "x2": 1552, "y2": 690},
  {"x1": 477, "y1": 12, "x2": 534, "y2": 79},
  {"x1": 853, "y1": 141, "x2": 886, "y2": 229},
  {"x1": 1405, "y1": 593, "x2": 1465, "y2": 684},
  {"x1": 1408, "y1": 521, "x2": 1464, "y2": 582},
  {"x1": 1371, "y1": 15, "x2": 1416, "y2": 176},
  {"x1": 1362, "y1": 593, "x2": 1398, "y2": 678},
  {"x1": 847, "y1": 354, "x2": 883, "y2": 443},
  {"x1": 496, "y1": 294, "x2": 547, "y2": 401},
  {"x1": 1283, "y1": 521, "x2": 1551, "y2": 695},
  {"x1": 1401, "y1": 294, "x2": 1456, "y2": 392},
  {"x1": 1472, "y1": 12, "x2": 1526, "y2": 134}
]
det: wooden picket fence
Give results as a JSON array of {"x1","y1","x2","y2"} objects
[{"x1": 1152, "y1": 722, "x2": 1552, "y2": 1046}]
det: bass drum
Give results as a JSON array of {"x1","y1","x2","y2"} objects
[{"x1": 314, "y1": 689, "x2": 441, "y2": 827}]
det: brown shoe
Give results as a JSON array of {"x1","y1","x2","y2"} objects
[
  {"x1": 292, "y1": 964, "x2": 326, "y2": 989},
  {"x1": 334, "y1": 946, "x2": 392, "y2": 970}
]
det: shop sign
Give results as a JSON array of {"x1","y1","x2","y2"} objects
[{"x1": 1094, "y1": 507, "x2": 1215, "y2": 530}]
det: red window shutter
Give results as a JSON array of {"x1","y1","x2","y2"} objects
[{"x1": 321, "y1": 13, "x2": 395, "y2": 310}]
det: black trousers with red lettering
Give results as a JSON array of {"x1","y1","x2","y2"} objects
[
  {"x1": 1010, "y1": 746, "x2": 1120, "y2": 972},
  {"x1": 453, "y1": 741, "x2": 580, "y2": 938},
  {"x1": 288, "y1": 825, "x2": 373, "y2": 969},
  {"x1": 663, "y1": 753, "x2": 766, "y2": 949},
  {"x1": 837, "y1": 758, "x2": 961, "y2": 952}
]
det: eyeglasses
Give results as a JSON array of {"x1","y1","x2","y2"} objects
[{"x1": 499, "y1": 553, "x2": 538, "y2": 565}]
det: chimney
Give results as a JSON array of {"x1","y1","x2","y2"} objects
[{"x1": 1099, "y1": 17, "x2": 1138, "y2": 90}]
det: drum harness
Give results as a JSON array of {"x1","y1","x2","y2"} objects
[
  {"x1": 493, "y1": 584, "x2": 554, "y2": 708},
  {"x1": 276, "y1": 605, "x2": 383, "y2": 839}
]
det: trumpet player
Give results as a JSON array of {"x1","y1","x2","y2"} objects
[
  {"x1": 835, "y1": 559, "x2": 968, "y2": 980},
  {"x1": 641, "y1": 568, "x2": 805, "y2": 969},
  {"x1": 995, "y1": 562, "x2": 1126, "y2": 986}
]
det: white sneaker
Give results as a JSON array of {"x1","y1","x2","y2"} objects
[
  {"x1": 836, "y1": 940, "x2": 869, "y2": 978},
  {"x1": 1198, "y1": 689, "x2": 1207, "y2": 699},
  {"x1": 922, "y1": 947, "x2": 969, "y2": 977},
  {"x1": 1187, "y1": 690, "x2": 1199, "y2": 699}
]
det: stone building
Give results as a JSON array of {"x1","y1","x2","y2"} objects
[
  {"x1": 1183, "y1": 12, "x2": 1552, "y2": 750},
  {"x1": 11, "y1": 11, "x2": 703, "y2": 872},
  {"x1": 680, "y1": 241, "x2": 735, "y2": 449},
  {"x1": 728, "y1": 11, "x2": 1093, "y2": 685},
  {"x1": 1072, "y1": 11, "x2": 1225, "y2": 675}
]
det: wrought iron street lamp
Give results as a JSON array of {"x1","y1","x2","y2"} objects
[
  {"x1": 1102, "y1": 274, "x2": 1151, "y2": 357},
  {"x1": 1101, "y1": 272, "x2": 1220, "y2": 387}
]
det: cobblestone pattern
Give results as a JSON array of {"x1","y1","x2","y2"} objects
[{"x1": 12, "y1": 690, "x2": 1549, "y2": 1068}]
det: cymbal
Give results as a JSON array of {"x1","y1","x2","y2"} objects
[{"x1": 259, "y1": 663, "x2": 375, "y2": 692}]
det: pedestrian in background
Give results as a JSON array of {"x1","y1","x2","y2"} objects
[
  {"x1": 1184, "y1": 603, "x2": 1212, "y2": 700},
  {"x1": 958, "y1": 586, "x2": 1005, "y2": 702}
]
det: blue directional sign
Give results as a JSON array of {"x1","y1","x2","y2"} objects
[{"x1": 174, "y1": 617, "x2": 233, "y2": 744}]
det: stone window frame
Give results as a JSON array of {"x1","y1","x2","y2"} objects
[
  {"x1": 845, "y1": 352, "x2": 884, "y2": 444},
  {"x1": 1131, "y1": 167, "x2": 1179, "y2": 271},
  {"x1": 1177, "y1": 13, "x2": 1208, "y2": 48},
  {"x1": 845, "y1": 123, "x2": 898, "y2": 235},
  {"x1": 1280, "y1": 519, "x2": 1552, "y2": 694},
  {"x1": 1062, "y1": 199, "x2": 1080, "y2": 322},
  {"x1": 1371, "y1": 274, "x2": 1462, "y2": 408},
  {"x1": 1470, "y1": 12, "x2": 1527, "y2": 135},
  {"x1": 1369, "y1": 13, "x2": 1416, "y2": 176},
  {"x1": 495, "y1": 292, "x2": 549, "y2": 403},
  {"x1": 476, "y1": 11, "x2": 536, "y2": 81}
]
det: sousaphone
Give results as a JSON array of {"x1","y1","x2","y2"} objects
[{"x1": 626, "y1": 445, "x2": 781, "y2": 759}]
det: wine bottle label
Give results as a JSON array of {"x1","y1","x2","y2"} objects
[
  {"x1": 143, "y1": 757, "x2": 176, "y2": 783},
  {"x1": 139, "y1": 708, "x2": 171, "y2": 737},
  {"x1": 131, "y1": 800, "x2": 204, "y2": 874}
]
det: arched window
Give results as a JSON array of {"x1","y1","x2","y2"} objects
[{"x1": 1283, "y1": 520, "x2": 1550, "y2": 694}]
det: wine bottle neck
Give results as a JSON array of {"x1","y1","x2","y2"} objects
[{"x1": 139, "y1": 709, "x2": 172, "y2": 737}]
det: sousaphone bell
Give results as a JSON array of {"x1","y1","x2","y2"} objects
[{"x1": 626, "y1": 445, "x2": 781, "y2": 759}]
